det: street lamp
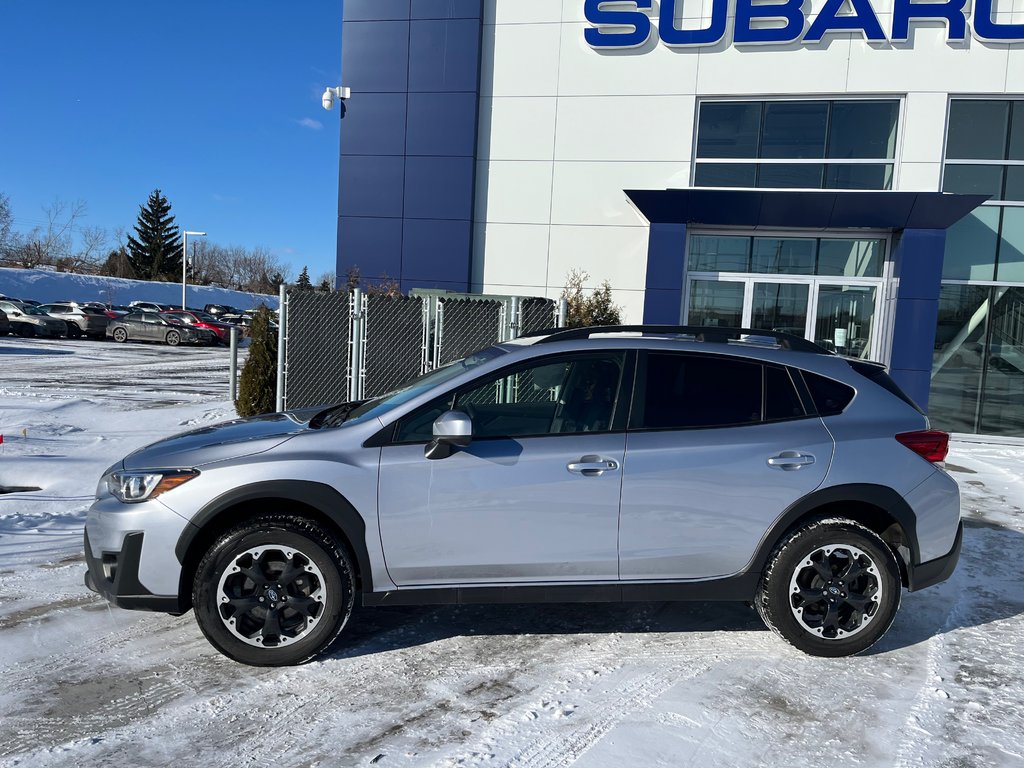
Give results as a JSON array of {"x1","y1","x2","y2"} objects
[{"x1": 182, "y1": 230, "x2": 207, "y2": 309}]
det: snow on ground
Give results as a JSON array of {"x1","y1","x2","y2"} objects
[
  {"x1": 0, "y1": 266, "x2": 277, "y2": 310},
  {"x1": 1, "y1": 337, "x2": 1022, "y2": 768}
]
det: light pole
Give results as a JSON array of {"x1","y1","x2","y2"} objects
[{"x1": 182, "y1": 230, "x2": 207, "y2": 309}]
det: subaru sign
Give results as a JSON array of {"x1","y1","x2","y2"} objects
[{"x1": 583, "y1": 0, "x2": 1024, "y2": 48}]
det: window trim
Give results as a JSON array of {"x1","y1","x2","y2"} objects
[{"x1": 385, "y1": 350, "x2": 635, "y2": 446}]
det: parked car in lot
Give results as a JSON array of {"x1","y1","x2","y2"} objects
[
  {"x1": 161, "y1": 310, "x2": 234, "y2": 345},
  {"x1": 107, "y1": 311, "x2": 214, "y2": 346},
  {"x1": 85, "y1": 325, "x2": 961, "y2": 666},
  {"x1": 204, "y1": 304, "x2": 241, "y2": 319},
  {"x1": 0, "y1": 300, "x2": 68, "y2": 338},
  {"x1": 37, "y1": 303, "x2": 110, "y2": 339},
  {"x1": 128, "y1": 301, "x2": 176, "y2": 313},
  {"x1": 0, "y1": 308, "x2": 9, "y2": 336}
]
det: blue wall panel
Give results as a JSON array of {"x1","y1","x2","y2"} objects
[
  {"x1": 642, "y1": 223, "x2": 687, "y2": 324},
  {"x1": 338, "y1": 1, "x2": 483, "y2": 292}
]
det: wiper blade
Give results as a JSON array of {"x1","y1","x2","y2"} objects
[{"x1": 310, "y1": 400, "x2": 366, "y2": 429}]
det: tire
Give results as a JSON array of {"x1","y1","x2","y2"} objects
[
  {"x1": 165, "y1": 330, "x2": 181, "y2": 346},
  {"x1": 756, "y1": 517, "x2": 901, "y2": 657},
  {"x1": 17, "y1": 324, "x2": 34, "y2": 338},
  {"x1": 112, "y1": 327, "x2": 128, "y2": 343},
  {"x1": 66, "y1": 323, "x2": 82, "y2": 339},
  {"x1": 192, "y1": 515, "x2": 355, "y2": 666}
]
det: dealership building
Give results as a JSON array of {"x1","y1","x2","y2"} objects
[{"x1": 335, "y1": 0, "x2": 1024, "y2": 437}]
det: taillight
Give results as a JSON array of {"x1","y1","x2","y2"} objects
[{"x1": 895, "y1": 430, "x2": 950, "y2": 463}]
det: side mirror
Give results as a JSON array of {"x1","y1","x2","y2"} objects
[{"x1": 425, "y1": 410, "x2": 472, "y2": 460}]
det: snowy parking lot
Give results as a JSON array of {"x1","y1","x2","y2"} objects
[{"x1": 1, "y1": 337, "x2": 1023, "y2": 767}]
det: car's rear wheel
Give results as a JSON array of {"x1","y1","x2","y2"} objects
[
  {"x1": 165, "y1": 330, "x2": 181, "y2": 346},
  {"x1": 66, "y1": 323, "x2": 82, "y2": 339},
  {"x1": 17, "y1": 324, "x2": 34, "y2": 338},
  {"x1": 192, "y1": 515, "x2": 355, "y2": 666},
  {"x1": 112, "y1": 327, "x2": 128, "y2": 343},
  {"x1": 757, "y1": 517, "x2": 901, "y2": 657}
]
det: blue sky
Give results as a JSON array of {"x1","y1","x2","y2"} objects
[{"x1": 1, "y1": 1, "x2": 343, "y2": 282}]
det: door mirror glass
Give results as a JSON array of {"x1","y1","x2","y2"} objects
[{"x1": 425, "y1": 410, "x2": 473, "y2": 460}]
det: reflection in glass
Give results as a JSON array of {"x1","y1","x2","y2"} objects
[
  {"x1": 757, "y1": 164, "x2": 825, "y2": 188},
  {"x1": 817, "y1": 239, "x2": 884, "y2": 277},
  {"x1": 752, "y1": 238, "x2": 817, "y2": 275},
  {"x1": 688, "y1": 280, "x2": 744, "y2": 327},
  {"x1": 696, "y1": 102, "x2": 762, "y2": 158},
  {"x1": 980, "y1": 288, "x2": 1024, "y2": 435},
  {"x1": 1006, "y1": 167, "x2": 1024, "y2": 203},
  {"x1": 753, "y1": 283, "x2": 809, "y2": 338},
  {"x1": 824, "y1": 164, "x2": 893, "y2": 190},
  {"x1": 689, "y1": 236, "x2": 751, "y2": 272},
  {"x1": 942, "y1": 165, "x2": 1005, "y2": 199},
  {"x1": 694, "y1": 163, "x2": 757, "y2": 187},
  {"x1": 814, "y1": 285, "x2": 876, "y2": 358},
  {"x1": 946, "y1": 100, "x2": 1010, "y2": 160},
  {"x1": 828, "y1": 101, "x2": 899, "y2": 159},
  {"x1": 1011, "y1": 102, "x2": 1024, "y2": 160},
  {"x1": 761, "y1": 102, "x2": 828, "y2": 159},
  {"x1": 999, "y1": 207, "x2": 1024, "y2": 282},
  {"x1": 929, "y1": 286, "x2": 989, "y2": 434},
  {"x1": 943, "y1": 208, "x2": 1000, "y2": 281}
]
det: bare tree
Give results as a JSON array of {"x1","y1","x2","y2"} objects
[
  {"x1": 2, "y1": 199, "x2": 106, "y2": 274},
  {"x1": 0, "y1": 193, "x2": 12, "y2": 255}
]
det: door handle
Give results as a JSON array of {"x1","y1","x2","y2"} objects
[
  {"x1": 567, "y1": 455, "x2": 620, "y2": 476},
  {"x1": 767, "y1": 452, "x2": 815, "y2": 470}
]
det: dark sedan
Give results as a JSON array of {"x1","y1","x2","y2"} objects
[
  {"x1": 106, "y1": 312, "x2": 214, "y2": 346},
  {"x1": 161, "y1": 310, "x2": 235, "y2": 345}
]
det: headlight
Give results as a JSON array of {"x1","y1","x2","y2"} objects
[{"x1": 106, "y1": 470, "x2": 199, "y2": 503}]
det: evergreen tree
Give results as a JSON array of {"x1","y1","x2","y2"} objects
[
  {"x1": 126, "y1": 189, "x2": 182, "y2": 280},
  {"x1": 295, "y1": 265, "x2": 313, "y2": 292},
  {"x1": 236, "y1": 305, "x2": 278, "y2": 417},
  {"x1": 561, "y1": 269, "x2": 623, "y2": 328}
]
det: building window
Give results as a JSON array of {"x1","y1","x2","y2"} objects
[
  {"x1": 688, "y1": 235, "x2": 884, "y2": 278},
  {"x1": 694, "y1": 100, "x2": 899, "y2": 190}
]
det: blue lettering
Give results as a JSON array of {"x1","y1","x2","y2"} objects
[
  {"x1": 583, "y1": 0, "x2": 654, "y2": 48},
  {"x1": 734, "y1": 0, "x2": 805, "y2": 43},
  {"x1": 659, "y1": 0, "x2": 728, "y2": 46},
  {"x1": 973, "y1": 0, "x2": 1024, "y2": 40},
  {"x1": 805, "y1": 0, "x2": 887, "y2": 41},
  {"x1": 891, "y1": 0, "x2": 968, "y2": 41}
]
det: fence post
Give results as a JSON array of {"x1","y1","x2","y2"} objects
[
  {"x1": 349, "y1": 287, "x2": 363, "y2": 402},
  {"x1": 275, "y1": 284, "x2": 287, "y2": 412},
  {"x1": 508, "y1": 296, "x2": 521, "y2": 340},
  {"x1": 229, "y1": 326, "x2": 239, "y2": 403},
  {"x1": 557, "y1": 298, "x2": 569, "y2": 328}
]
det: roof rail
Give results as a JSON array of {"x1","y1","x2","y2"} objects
[{"x1": 530, "y1": 325, "x2": 832, "y2": 355}]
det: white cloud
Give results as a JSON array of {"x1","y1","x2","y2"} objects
[{"x1": 295, "y1": 117, "x2": 324, "y2": 131}]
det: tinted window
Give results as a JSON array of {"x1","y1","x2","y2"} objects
[
  {"x1": 946, "y1": 100, "x2": 1009, "y2": 160},
  {"x1": 761, "y1": 101, "x2": 828, "y2": 159},
  {"x1": 827, "y1": 101, "x2": 898, "y2": 159},
  {"x1": 696, "y1": 102, "x2": 762, "y2": 158},
  {"x1": 765, "y1": 366, "x2": 806, "y2": 421},
  {"x1": 634, "y1": 354, "x2": 762, "y2": 429},
  {"x1": 802, "y1": 372, "x2": 856, "y2": 416}
]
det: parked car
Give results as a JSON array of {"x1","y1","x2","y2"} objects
[
  {"x1": 161, "y1": 310, "x2": 235, "y2": 345},
  {"x1": 0, "y1": 300, "x2": 68, "y2": 338},
  {"x1": 204, "y1": 304, "x2": 241, "y2": 319},
  {"x1": 107, "y1": 311, "x2": 214, "y2": 346},
  {"x1": 128, "y1": 301, "x2": 175, "y2": 313},
  {"x1": 37, "y1": 303, "x2": 110, "y2": 339},
  {"x1": 85, "y1": 325, "x2": 961, "y2": 666},
  {"x1": 0, "y1": 308, "x2": 9, "y2": 336}
]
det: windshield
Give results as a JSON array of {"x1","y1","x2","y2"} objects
[
  {"x1": 23, "y1": 306, "x2": 48, "y2": 316},
  {"x1": 193, "y1": 312, "x2": 217, "y2": 323},
  {"x1": 317, "y1": 346, "x2": 509, "y2": 428}
]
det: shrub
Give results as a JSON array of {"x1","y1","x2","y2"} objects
[
  {"x1": 561, "y1": 269, "x2": 623, "y2": 328},
  {"x1": 235, "y1": 305, "x2": 278, "y2": 417}
]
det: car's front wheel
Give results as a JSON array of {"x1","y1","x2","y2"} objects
[
  {"x1": 112, "y1": 327, "x2": 128, "y2": 343},
  {"x1": 757, "y1": 517, "x2": 901, "y2": 657},
  {"x1": 192, "y1": 515, "x2": 355, "y2": 666},
  {"x1": 165, "y1": 330, "x2": 181, "y2": 346}
]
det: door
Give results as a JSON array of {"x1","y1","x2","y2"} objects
[
  {"x1": 378, "y1": 352, "x2": 629, "y2": 586},
  {"x1": 619, "y1": 352, "x2": 834, "y2": 580}
]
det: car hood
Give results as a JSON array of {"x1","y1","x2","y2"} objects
[{"x1": 122, "y1": 411, "x2": 315, "y2": 470}]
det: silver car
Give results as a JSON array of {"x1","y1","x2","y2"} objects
[
  {"x1": 107, "y1": 311, "x2": 211, "y2": 346},
  {"x1": 84, "y1": 326, "x2": 962, "y2": 666},
  {"x1": 37, "y1": 303, "x2": 110, "y2": 339},
  {"x1": 0, "y1": 300, "x2": 68, "y2": 338}
]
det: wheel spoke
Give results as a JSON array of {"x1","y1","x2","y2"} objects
[
  {"x1": 810, "y1": 558, "x2": 833, "y2": 581},
  {"x1": 796, "y1": 587, "x2": 824, "y2": 606},
  {"x1": 237, "y1": 565, "x2": 265, "y2": 586},
  {"x1": 821, "y1": 602, "x2": 841, "y2": 632},
  {"x1": 287, "y1": 595, "x2": 320, "y2": 618},
  {"x1": 226, "y1": 595, "x2": 261, "y2": 613},
  {"x1": 263, "y1": 608, "x2": 284, "y2": 640},
  {"x1": 839, "y1": 560, "x2": 866, "y2": 583},
  {"x1": 278, "y1": 558, "x2": 305, "y2": 588}
]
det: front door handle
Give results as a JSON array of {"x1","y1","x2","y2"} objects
[
  {"x1": 767, "y1": 451, "x2": 816, "y2": 471},
  {"x1": 567, "y1": 455, "x2": 620, "y2": 476}
]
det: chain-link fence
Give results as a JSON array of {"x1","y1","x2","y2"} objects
[{"x1": 281, "y1": 290, "x2": 560, "y2": 409}]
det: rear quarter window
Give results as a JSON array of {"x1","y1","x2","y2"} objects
[{"x1": 801, "y1": 371, "x2": 856, "y2": 416}]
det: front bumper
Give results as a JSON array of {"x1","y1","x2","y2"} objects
[
  {"x1": 84, "y1": 529, "x2": 183, "y2": 613},
  {"x1": 907, "y1": 520, "x2": 963, "y2": 592}
]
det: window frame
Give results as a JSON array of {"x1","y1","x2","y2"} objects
[
  {"x1": 386, "y1": 350, "x2": 636, "y2": 446},
  {"x1": 692, "y1": 96, "x2": 904, "y2": 191}
]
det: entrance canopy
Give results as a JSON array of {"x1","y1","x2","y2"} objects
[{"x1": 625, "y1": 188, "x2": 989, "y2": 411}]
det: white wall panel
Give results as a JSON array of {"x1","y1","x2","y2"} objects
[
  {"x1": 547, "y1": 225, "x2": 651, "y2": 291},
  {"x1": 549, "y1": 161, "x2": 690, "y2": 227},
  {"x1": 478, "y1": 97, "x2": 557, "y2": 161},
  {"x1": 485, "y1": 0, "x2": 562, "y2": 26},
  {"x1": 696, "y1": 38, "x2": 854, "y2": 95},
  {"x1": 1008, "y1": 48, "x2": 1024, "y2": 90},
  {"x1": 554, "y1": 95, "x2": 695, "y2": 162},
  {"x1": 896, "y1": 162, "x2": 943, "y2": 191},
  {"x1": 482, "y1": 23, "x2": 562, "y2": 98},
  {"x1": 900, "y1": 92, "x2": 949, "y2": 163},
  {"x1": 475, "y1": 161, "x2": 553, "y2": 225},
  {"x1": 478, "y1": 223, "x2": 553, "y2": 288}
]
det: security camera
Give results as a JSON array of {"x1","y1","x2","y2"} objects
[
  {"x1": 322, "y1": 86, "x2": 351, "y2": 112},
  {"x1": 322, "y1": 88, "x2": 335, "y2": 111}
]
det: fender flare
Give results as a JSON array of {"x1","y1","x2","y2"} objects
[{"x1": 174, "y1": 480, "x2": 374, "y2": 593}]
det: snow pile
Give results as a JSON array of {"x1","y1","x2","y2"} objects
[{"x1": 0, "y1": 266, "x2": 278, "y2": 309}]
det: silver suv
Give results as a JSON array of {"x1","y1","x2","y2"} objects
[{"x1": 84, "y1": 326, "x2": 962, "y2": 666}]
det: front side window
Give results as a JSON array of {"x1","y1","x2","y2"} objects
[
  {"x1": 695, "y1": 99, "x2": 899, "y2": 190},
  {"x1": 394, "y1": 353, "x2": 627, "y2": 442}
]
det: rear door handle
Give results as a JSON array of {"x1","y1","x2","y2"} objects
[
  {"x1": 767, "y1": 452, "x2": 815, "y2": 470},
  {"x1": 567, "y1": 455, "x2": 620, "y2": 476}
]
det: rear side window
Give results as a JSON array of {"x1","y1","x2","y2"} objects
[
  {"x1": 802, "y1": 371, "x2": 856, "y2": 416},
  {"x1": 633, "y1": 353, "x2": 762, "y2": 429},
  {"x1": 765, "y1": 366, "x2": 806, "y2": 421}
]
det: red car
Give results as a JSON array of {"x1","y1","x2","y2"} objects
[{"x1": 160, "y1": 310, "x2": 235, "y2": 345}]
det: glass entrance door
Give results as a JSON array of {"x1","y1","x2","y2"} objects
[{"x1": 752, "y1": 282, "x2": 810, "y2": 338}]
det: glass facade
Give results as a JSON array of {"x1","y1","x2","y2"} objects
[
  {"x1": 932, "y1": 99, "x2": 1024, "y2": 436},
  {"x1": 694, "y1": 99, "x2": 899, "y2": 190}
]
